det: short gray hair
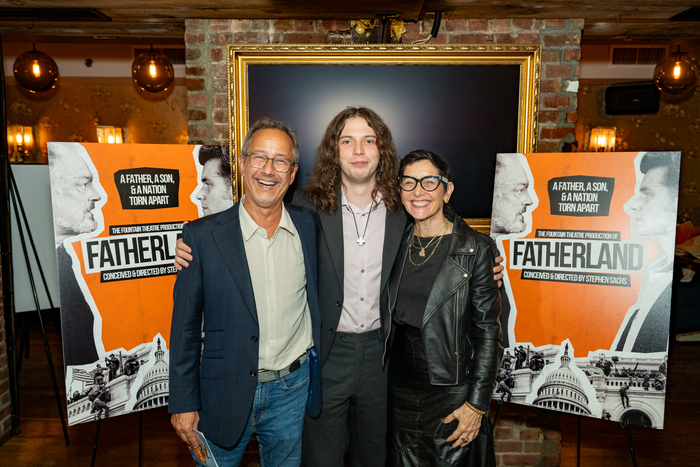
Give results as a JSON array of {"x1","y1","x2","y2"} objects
[{"x1": 240, "y1": 117, "x2": 300, "y2": 163}]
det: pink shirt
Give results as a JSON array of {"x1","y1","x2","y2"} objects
[{"x1": 336, "y1": 190, "x2": 387, "y2": 333}]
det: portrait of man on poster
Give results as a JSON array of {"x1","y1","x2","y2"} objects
[
  {"x1": 193, "y1": 145, "x2": 235, "y2": 217},
  {"x1": 49, "y1": 143, "x2": 107, "y2": 367},
  {"x1": 613, "y1": 151, "x2": 681, "y2": 354},
  {"x1": 490, "y1": 153, "x2": 538, "y2": 348}
]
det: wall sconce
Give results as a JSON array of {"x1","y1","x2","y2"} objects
[
  {"x1": 131, "y1": 46, "x2": 175, "y2": 93},
  {"x1": 13, "y1": 44, "x2": 60, "y2": 93},
  {"x1": 7, "y1": 125, "x2": 36, "y2": 162},
  {"x1": 653, "y1": 46, "x2": 700, "y2": 94},
  {"x1": 589, "y1": 127, "x2": 616, "y2": 152},
  {"x1": 97, "y1": 126, "x2": 126, "y2": 144}
]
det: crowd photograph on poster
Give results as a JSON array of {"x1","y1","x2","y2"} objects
[{"x1": 2, "y1": 8, "x2": 700, "y2": 467}]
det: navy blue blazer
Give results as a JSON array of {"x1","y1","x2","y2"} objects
[{"x1": 168, "y1": 202, "x2": 322, "y2": 448}]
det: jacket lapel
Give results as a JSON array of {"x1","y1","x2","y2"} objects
[
  {"x1": 318, "y1": 193, "x2": 345, "y2": 288},
  {"x1": 211, "y1": 203, "x2": 258, "y2": 322},
  {"x1": 381, "y1": 210, "x2": 407, "y2": 293}
]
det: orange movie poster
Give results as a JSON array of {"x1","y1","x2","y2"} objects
[
  {"x1": 48, "y1": 142, "x2": 233, "y2": 425},
  {"x1": 491, "y1": 152, "x2": 679, "y2": 429}
]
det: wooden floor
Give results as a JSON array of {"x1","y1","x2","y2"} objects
[{"x1": 1, "y1": 311, "x2": 699, "y2": 466}]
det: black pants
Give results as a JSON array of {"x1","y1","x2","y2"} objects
[
  {"x1": 388, "y1": 325, "x2": 495, "y2": 467},
  {"x1": 302, "y1": 329, "x2": 388, "y2": 467}
]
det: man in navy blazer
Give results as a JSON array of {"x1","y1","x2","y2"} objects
[{"x1": 169, "y1": 118, "x2": 322, "y2": 467}]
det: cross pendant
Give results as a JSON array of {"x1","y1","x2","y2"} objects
[{"x1": 356, "y1": 236, "x2": 366, "y2": 246}]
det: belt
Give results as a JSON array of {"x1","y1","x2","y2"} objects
[{"x1": 257, "y1": 353, "x2": 308, "y2": 383}]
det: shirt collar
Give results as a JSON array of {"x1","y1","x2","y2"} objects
[
  {"x1": 340, "y1": 186, "x2": 385, "y2": 211},
  {"x1": 239, "y1": 195, "x2": 296, "y2": 241}
]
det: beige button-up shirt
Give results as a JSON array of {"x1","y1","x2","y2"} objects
[{"x1": 239, "y1": 196, "x2": 313, "y2": 371}]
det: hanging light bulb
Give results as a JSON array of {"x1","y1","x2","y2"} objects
[
  {"x1": 653, "y1": 46, "x2": 700, "y2": 94},
  {"x1": 132, "y1": 46, "x2": 174, "y2": 93},
  {"x1": 13, "y1": 44, "x2": 59, "y2": 93},
  {"x1": 589, "y1": 127, "x2": 616, "y2": 152}
]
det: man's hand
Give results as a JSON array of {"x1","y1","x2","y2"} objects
[
  {"x1": 174, "y1": 237, "x2": 193, "y2": 271},
  {"x1": 171, "y1": 411, "x2": 207, "y2": 463},
  {"x1": 493, "y1": 255, "x2": 505, "y2": 287}
]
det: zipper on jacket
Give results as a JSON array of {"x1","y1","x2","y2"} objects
[{"x1": 455, "y1": 288, "x2": 460, "y2": 384}]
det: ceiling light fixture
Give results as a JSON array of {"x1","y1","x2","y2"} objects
[
  {"x1": 13, "y1": 44, "x2": 59, "y2": 93},
  {"x1": 132, "y1": 46, "x2": 174, "y2": 93},
  {"x1": 653, "y1": 46, "x2": 700, "y2": 94}
]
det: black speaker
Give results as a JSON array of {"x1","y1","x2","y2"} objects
[{"x1": 605, "y1": 83, "x2": 660, "y2": 115}]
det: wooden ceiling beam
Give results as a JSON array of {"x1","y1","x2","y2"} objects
[{"x1": 1, "y1": 0, "x2": 699, "y2": 39}]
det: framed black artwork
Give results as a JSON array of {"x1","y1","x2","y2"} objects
[{"x1": 227, "y1": 44, "x2": 541, "y2": 224}]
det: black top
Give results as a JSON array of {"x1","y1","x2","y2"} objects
[{"x1": 394, "y1": 234, "x2": 452, "y2": 328}]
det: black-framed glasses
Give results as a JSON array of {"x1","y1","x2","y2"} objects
[
  {"x1": 398, "y1": 175, "x2": 449, "y2": 192},
  {"x1": 245, "y1": 152, "x2": 295, "y2": 173}
]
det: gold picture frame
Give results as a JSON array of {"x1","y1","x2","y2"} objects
[{"x1": 227, "y1": 43, "x2": 541, "y2": 228}]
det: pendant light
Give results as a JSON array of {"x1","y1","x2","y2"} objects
[
  {"x1": 132, "y1": 46, "x2": 175, "y2": 93},
  {"x1": 13, "y1": 44, "x2": 59, "y2": 93},
  {"x1": 653, "y1": 46, "x2": 700, "y2": 94}
]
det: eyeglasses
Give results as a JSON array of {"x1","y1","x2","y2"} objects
[
  {"x1": 245, "y1": 152, "x2": 295, "y2": 173},
  {"x1": 398, "y1": 175, "x2": 449, "y2": 192}
]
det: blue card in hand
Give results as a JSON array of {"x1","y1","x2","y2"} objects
[{"x1": 189, "y1": 429, "x2": 219, "y2": 467}]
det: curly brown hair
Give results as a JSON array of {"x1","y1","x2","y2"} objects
[{"x1": 301, "y1": 107, "x2": 401, "y2": 214}]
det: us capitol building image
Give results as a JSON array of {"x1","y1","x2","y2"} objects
[
  {"x1": 495, "y1": 342, "x2": 667, "y2": 428},
  {"x1": 66, "y1": 338, "x2": 169, "y2": 424}
]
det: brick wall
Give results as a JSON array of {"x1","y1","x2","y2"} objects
[
  {"x1": 0, "y1": 264, "x2": 11, "y2": 445},
  {"x1": 185, "y1": 17, "x2": 582, "y2": 466},
  {"x1": 185, "y1": 18, "x2": 582, "y2": 153},
  {"x1": 492, "y1": 403, "x2": 562, "y2": 467}
]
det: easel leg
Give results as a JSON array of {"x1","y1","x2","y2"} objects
[
  {"x1": 17, "y1": 313, "x2": 28, "y2": 372},
  {"x1": 621, "y1": 420, "x2": 638, "y2": 467},
  {"x1": 139, "y1": 411, "x2": 143, "y2": 467},
  {"x1": 36, "y1": 306, "x2": 70, "y2": 446},
  {"x1": 577, "y1": 415, "x2": 581, "y2": 467},
  {"x1": 91, "y1": 417, "x2": 101, "y2": 467},
  {"x1": 491, "y1": 399, "x2": 504, "y2": 431}
]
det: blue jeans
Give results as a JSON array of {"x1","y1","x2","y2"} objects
[{"x1": 197, "y1": 358, "x2": 310, "y2": 467}]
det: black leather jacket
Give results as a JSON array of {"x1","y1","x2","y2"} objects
[{"x1": 387, "y1": 215, "x2": 503, "y2": 413}]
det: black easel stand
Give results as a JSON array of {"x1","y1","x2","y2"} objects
[
  {"x1": 577, "y1": 415, "x2": 582, "y2": 467},
  {"x1": 139, "y1": 411, "x2": 144, "y2": 467},
  {"x1": 90, "y1": 407, "x2": 145, "y2": 466},
  {"x1": 91, "y1": 417, "x2": 101, "y2": 467},
  {"x1": 491, "y1": 399, "x2": 504, "y2": 429},
  {"x1": 7, "y1": 161, "x2": 70, "y2": 446},
  {"x1": 620, "y1": 419, "x2": 638, "y2": 467}
]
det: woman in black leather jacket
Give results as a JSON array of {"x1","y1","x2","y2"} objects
[{"x1": 387, "y1": 150, "x2": 503, "y2": 467}]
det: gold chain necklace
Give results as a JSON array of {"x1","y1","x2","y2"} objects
[{"x1": 409, "y1": 221, "x2": 449, "y2": 266}]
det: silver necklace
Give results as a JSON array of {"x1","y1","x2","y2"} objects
[{"x1": 348, "y1": 202, "x2": 374, "y2": 246}]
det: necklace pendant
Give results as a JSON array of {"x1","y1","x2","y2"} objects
[
  {"x1": 357, "y1": 236, "x2": 366, "y2": 246},
  {"x1": 419, "y1": 248, "x2": 426, "y2": 257}
]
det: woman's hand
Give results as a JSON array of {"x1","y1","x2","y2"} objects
[{"x1": 444, "y1": 403, "x2": 483, "y2": 449}]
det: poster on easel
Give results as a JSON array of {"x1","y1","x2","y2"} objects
[
  {"x1": 490, "y1": 151, "x2": 679, "y2": 429},
  {"x1": 48, "y1": 142, "x2": 233, "y2": 425}
]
